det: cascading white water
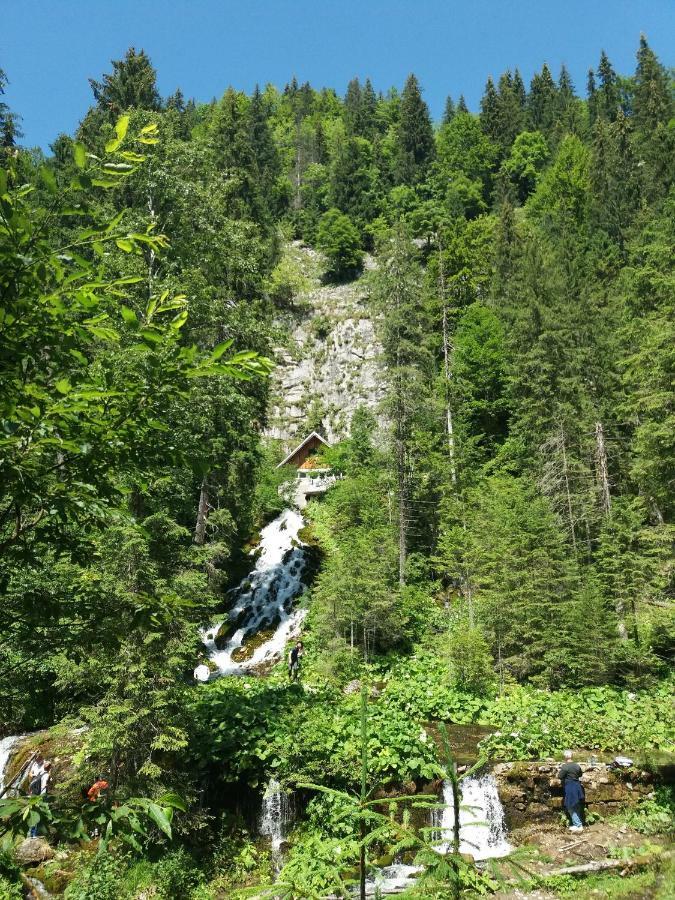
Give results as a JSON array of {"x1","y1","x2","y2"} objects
[
  {"x1": 260, "y1": 777, "x2": 292, "y2": 872},
  {"x1": 436, "y1": 775, "x2": 512, "y2": 861},
  {"x1": 0, "y1": 735, "x2": 21, "y2": 796},
  {"x1": 362, "y1": 775, "x2": 511, "y2": 896},
  {"x1": 202, "y1": 509, "x2": 308, "y2": 676},
  {"x1": 362, "y1": 863, "x2": 422, "y2": 897}
]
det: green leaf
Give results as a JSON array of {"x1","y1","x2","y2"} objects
[
  {"x1": 116, "y1": 238, "x2": 134, "y2": 252},
  {"x1": 40, "y1": 166, "x2": 58, "y2": 195},
  {"x1": 115, "y1": 114, "x2": 130, "y2": 143},
  {"x1": 139, "y1": 328, "x2": 163, "y2": 344},
  {"x1": 144, "y1": 801, "x2": 173, "y2": 838},
  {"x1": 55, "y1": 379, "x2": 71, "y2": 395},
  {"x1": 157, "y1": 792, "x2": 187, "y2": 812},
  {"x1": 121, "y1": 305, "x2": 138, "y2": 326},
  {"x1": 211, "y1": 339, "x2": 233, "y2": 360},
  {"x1": 73, "y1": 143, "x2": 87, "y2": 169},
  {"x1": 170, "y1": 309, "x2": 188, "y2": 330}
]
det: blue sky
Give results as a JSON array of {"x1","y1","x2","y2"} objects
[{"x1": 3, "y1": 0, "x2": 673, "y2": 150}]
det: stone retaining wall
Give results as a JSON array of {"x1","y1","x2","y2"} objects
[{"x1": 493, "y1": 761, "x2": 655, "y2": 828}]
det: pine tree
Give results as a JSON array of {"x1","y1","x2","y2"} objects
[
  {"x1": 250, "y1": 84, "x2": 282, "y2": 212},
  {"x1": 596, "y1": 51, "x2": 620, "y2": 122},
  {"x1": 344, "y1": 77, "x2": 363, "y2": 136},
  {"x1": 587, "y1": 69, "x2": 598, "y2": 125},
  {"x1": 633, "y1": 35, "x2": 673, "y2": 132},
  {"x1": 210, "y1": 88, "x2": 266, "y2": 222},
  {"x1": 590, "y1": 111, "x2": 639, "y2": 252},
  {"x1": 89, "y1": 47, "x2": 161, "y2": 116},
  {"x1": 361, "y1": 78, "x2": 378, "y2": 137},
  {"x1": 527, "y1": 63, "x2": 558, "y2": 134},
  {"x1": 513, "y1": 69, "x2": 527, "y2": 109},
  {"x1": 442, "y1": 95, "x2": 456, "y2": 124},
  {"x1": 370, "y1": 226, "x2": 433, "y2": 583},
  {"x1": 395, "y1": 74, "x2": 435, "y2": 184},
  {"x1": 166, "y1": 88, "x2": 186, "y2": 112},
  {"x1": 479, "y1": 76, "x2": 500, "y2": 143},
  {"x1": 329, "y1": 135, "x2": 379, "y2": 231},
  {"x1": 0, "y1": 66, "x2": 22, "y2": 149},
  {"x1": 456, "y1": 95, "x2": 469, "y2": 114}
]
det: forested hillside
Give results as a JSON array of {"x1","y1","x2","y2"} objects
[{"x1": 0, "y1": 37, "x2": 673, "y2": 899}]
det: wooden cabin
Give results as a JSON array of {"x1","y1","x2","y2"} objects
[{"x1": 276, "y1": 431, "x2": 332, "y2": 471}]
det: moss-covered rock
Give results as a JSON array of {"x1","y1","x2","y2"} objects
[{"x1": 231, "y1": 630, "x2": 276, "y2": 663}]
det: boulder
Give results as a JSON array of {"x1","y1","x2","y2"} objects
[{"x1": 15, "y1": 837, "x2": 54, "y2": 866}]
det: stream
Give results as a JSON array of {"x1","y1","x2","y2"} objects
[{"x1": 201, "y1": 508, "x2": 308, "y2": 676}]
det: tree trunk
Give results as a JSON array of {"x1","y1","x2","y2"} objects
[
  {"x1": 438, "y1": 231, "x2": 457, "y2": 484},
  {"x1": 194, "y1": 476, "x2": 210, "y2": 545},
  {"x1": 559, "y1": 423, "x2": 578, "y2": 554},
  {"x1": 594, "y1": 420, "x2": 612, "y2": 516},
  {"x1": 396, "y1": 376, "x2": 408, "y2": 586}
]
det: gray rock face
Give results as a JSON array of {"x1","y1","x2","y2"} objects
[{"x1": 265, "y1": 244, "x2": 386, "y2": 445}]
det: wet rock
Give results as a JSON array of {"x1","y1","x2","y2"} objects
[{"x1": 15, "y1": 838, "x2": 54, "y2": 866}]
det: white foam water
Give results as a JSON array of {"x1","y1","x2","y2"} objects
[
  {"x1": 0, "y1": 735, "x2": 21, "y2": 796},
  {"x1": 436, "y1": 774, "x2": 512, "y2": 861},
  {"x1": 362, "y1": 863, "x2": 422, "y2": 896},
  {"x1": 203, "y1": 509, "x2": 308, "y2": 676},
  {"x1": 260, "y1": 777, "x2": 293, "y2": 872}
]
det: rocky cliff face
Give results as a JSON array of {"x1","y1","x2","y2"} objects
[{"x1": 264, "y1": 243, "x2": 385, "y2": 447}]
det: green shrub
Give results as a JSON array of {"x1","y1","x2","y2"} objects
[
  {"x1": 154, "y1": 848, "x2": 201, "y2": 900},
  {"x1": 316, "y1": 209, "x2": 364, "y2": 280},
  {"x1": 447, "y1": 626, "x2": 496, "y2": 696},
  {"x1": 481, "y1": 680, "x2": 675, "y2": 759},
  {"x1": 623, "y1": 786, "x2": 675, "y2": 835},
  {"x1": 65, "y1": 852, "x2": 129, "y2": 900}
]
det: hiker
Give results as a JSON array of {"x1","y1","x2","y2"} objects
[
  {"x1": 28, "y1": 755, "x2": 44, "y2": 782},
  {"x1": 559, "y1": 749, "x2": 585, "y2": 832},
  {"x1": 87, "y1": 775, "x2": 109, "y2": 803},
  {"x1": 288, "y1": 640, "x2": 304, "y2": 681},
  {"x1": 28, "y1": 761, "x2": 51, "y2": 838}
]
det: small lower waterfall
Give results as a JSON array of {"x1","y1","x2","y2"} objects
[
  {"x1": 363, "y1": 774, "x2": 512, "y2": 895},
  {"x1": 0, "y1": 735, "x2": 22, "y2": 796},
  {"x1": 260, "y1": 778, "x2": 292, "y2": 872},
  {"x1": 436, "y1": 774, "x2": 512, "y2": 861},
  {"x1": 202, "y1": 509, "x2": 308, "y2": 676}
]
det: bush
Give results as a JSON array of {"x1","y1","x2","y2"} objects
[
  {"x1": 623, "y1": 786, "x2": 675, "y2": 835},
  {"x1": 0, "y1": 855, "x2": 21, "y2": 900},
  {"x1": 154, "y1": 848, "x2": 201, "y2": 900},
  {"x1": 447, "y1": 626, "x2": 496, "y2": 696},
  {"x1": 315, "y1": 209, "x2": 363, "y2": 281},
  {"x1": 65, "y1": 852, "x2": 129, "y2": 900}
]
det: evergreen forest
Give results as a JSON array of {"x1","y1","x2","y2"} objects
[{"x1": 0, "y1": 35, "x2": 673, "y2": 900}]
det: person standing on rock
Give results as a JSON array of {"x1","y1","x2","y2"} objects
[
  {"x1": 559, "y1": 750, "x2": 585, "y2": 832},
  {"x1": 288, "y1": 640, "x2": 304, "y2": 681},
  {"x1": 28, "y1": 761, "x2": 51, "y2": 838}
]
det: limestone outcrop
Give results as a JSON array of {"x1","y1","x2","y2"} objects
[{"x1": 265, "y1": 244, "x2": 385, "y2": 445}]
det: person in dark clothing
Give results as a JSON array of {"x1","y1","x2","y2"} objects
[
  {"x1": 28, "y1": 761, "x2": 51, "y2": 838},
  {"x1": 559, "y1": 750, "x2": 585, "y2": 831},
  {"x1": 288, "y1": 641, "x2": 304, "y2": 681}
]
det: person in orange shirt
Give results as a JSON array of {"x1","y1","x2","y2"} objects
[{"x1": 87, "y1": 775, "x2": 109, "y2": 802}]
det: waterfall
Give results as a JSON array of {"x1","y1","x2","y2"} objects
[
  {"x1": 436, "y1": 774, "x2": 512, "y2": 861},
  {"x1": 0, "y1": 735, "x2": 22, "y2": 796},
  {"x1": 260, "y1": 778, "x2": 292, "y2": 871},
  {"x1": 202, "y1": 509, "x2": 308, "y2": 676}
]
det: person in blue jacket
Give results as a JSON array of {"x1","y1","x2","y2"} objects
[{"x1": 559, "y1": 749, "x2": 585, "y2": 831}]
